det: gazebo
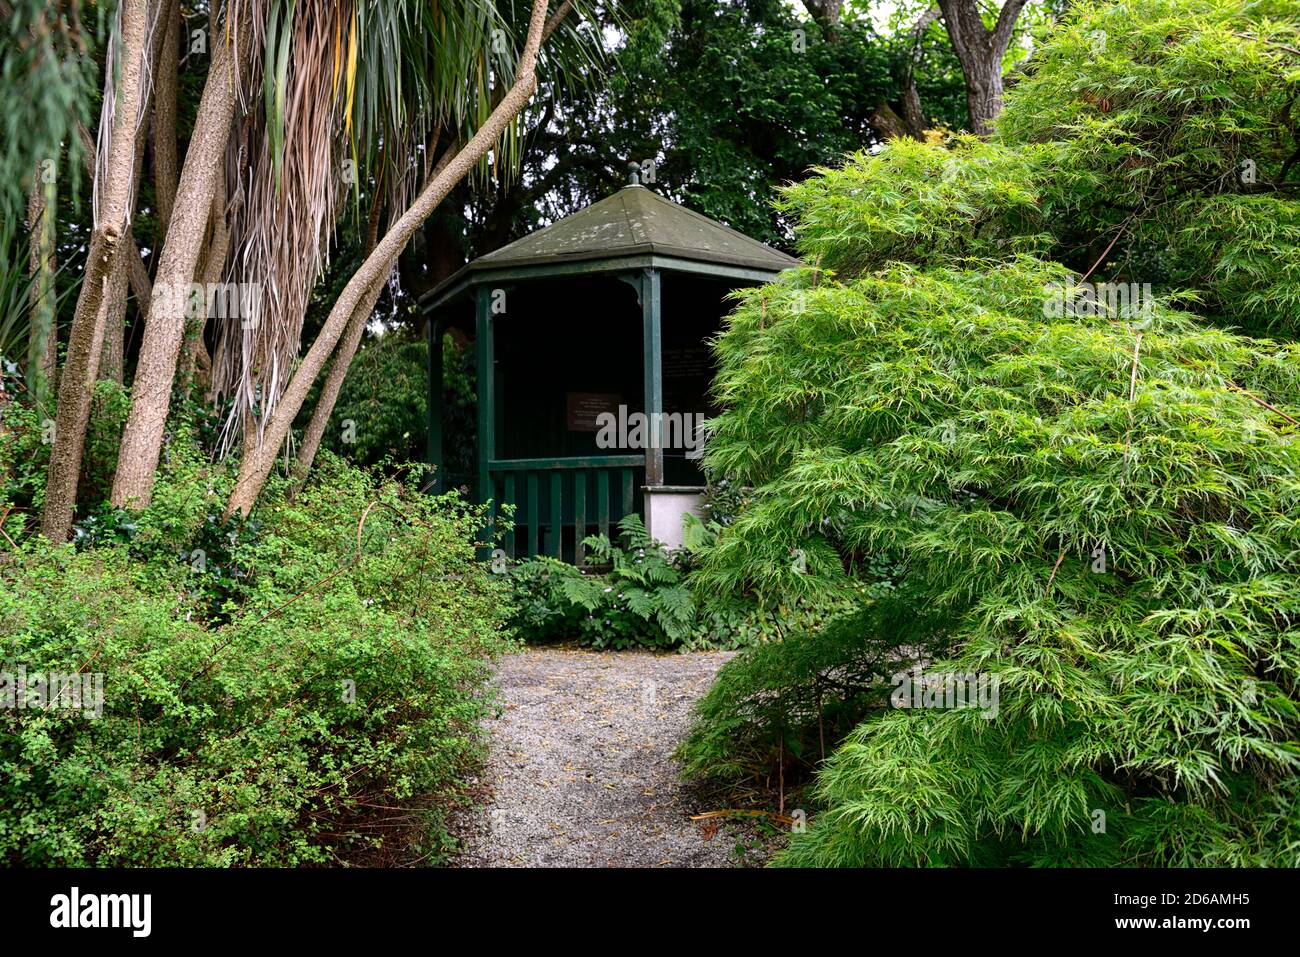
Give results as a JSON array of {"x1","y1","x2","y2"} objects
[{"x1": 422, "y1": 181, "x2": 797, "y2": 563}]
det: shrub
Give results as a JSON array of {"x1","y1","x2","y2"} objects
[
  {"x1": 311, "y1": 332, "x2": 428, "y2": 468},
  {"x1": 81, "y1": 381, "x2": 131, "y2": 504},
  {"x1": 687, "y1": 0, "x2": 1300, "y2": 867},
  {"x1": 504, "y1": 555, "x2": 591, "y2": 644},
  {"x1": 507, "y1": 516, "x2": 696, "y2": 650},
  {"x1": 676, "y1": 607, "x2": 903, "y2": 784},
  {"x1": 997, "y1": 0, "x2": 1300, "y2": 336},
  {"x1": 305, "y1": 329, "x2": 476, "y2": 485},
  {"x1": 0, "y1": 383, "x2": 52, "y2": 512},
  {"x1": 0, "y1": 453, "x2": 511, "y2": 866},
  {"x1": 506, "y1": 515, "x2": 859, "y2": 652},
  {"x1": 703, "y1": 253, "x2": 1300, "y2": 867}
]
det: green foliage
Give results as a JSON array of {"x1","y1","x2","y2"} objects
[
  {"x1": 698, "y1": 477, "x2": 751, "y2": 529},
  {"x1": 579, "y1": 515, "x2": 698, "y2": 646},
  {"x1": 0, "y1": 453, "x2": 511, "y2": 866},
  {"x1": 0, "y1": 0, "x2": 103, "y2": 249},
  {"x1": 687, "y1": 0, "x2": 1300, "y2": 867},
  {"x1": 677, "y1": 608, "x2": 903, "y2": 784},
  {"x1": 482, "y1": 0, "x2": 968, "y2": 250},
  {"x1": 0, "y1": 384, "x2": 53, "y2": 512},
  {"x1": 303, "y1": 330, "x2": 476, "y2": 487},
  {"x1": 777, "y1": 137, "x2": 1051, "y2": 275},
  {"x1": 997, "y1": 0, "x2": 1300, "y2": 335},
  {"x1": 314, "y1": 331, "x2": 429, "y2": 467},
  {"x1": 504, "y1": 555, "x2": 590, "y2": 643},
  {"x1": 0, "y1": 238, "x2": 75, "y2": 400},
  {"x1": 507, "y1": 514, "x2": 858, "y2": 652},
  {"x1": 509, "y1": 515, "x2": 697, "y2": 649},
  {"x1": 80, "y1": 380, "x2": 131, "y2": 504},
  {"x1": 70, "y1": 417, "x2": 254, "y2": 619}
]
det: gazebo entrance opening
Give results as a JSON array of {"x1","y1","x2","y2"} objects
[{"x1": 487, "y1": 273, "x2": 736, "y2": 562}]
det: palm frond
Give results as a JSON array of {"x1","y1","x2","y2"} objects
[{"x1": 213, "y1": 0, "x2": 608, "y2": 455}]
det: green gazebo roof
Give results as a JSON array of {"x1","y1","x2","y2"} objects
[{"x1": 424, "y1": 184, "x2": 798, "y2": 309}]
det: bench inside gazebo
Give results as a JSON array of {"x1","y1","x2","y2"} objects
[{"x1": 422, "y1": 180, "x2": 796, "y2": 563}]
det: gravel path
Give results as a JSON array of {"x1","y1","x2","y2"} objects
[{"x1": 451, "y1": 645, "x2": 749, "y2": 868}]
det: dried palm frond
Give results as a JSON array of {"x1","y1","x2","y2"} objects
[
  {"x1": 92, "y1": 0, "x2": 166, "y2": 227},
  {"x1": 212, "y1": 0, "x2": 606, "y2": 456},
  {"x1": 215, "y1": 0, "x2": 355, "y2": 453}
]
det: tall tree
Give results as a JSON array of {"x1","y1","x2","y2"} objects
[
  {"x1": 224, "y1": 0, "x2": 569, "y2": 517},
  {"x1": 466, "y1": 0, "x2": 955, "y2": 254},
  {"x1": 107, "y1": 4, "x2": 252, "y2": 510},
  {"x1": 42, "y1": 0, "x2": 154, "y2": 541},
  {"x1": 93, "y1": 0, "x2": 598, "y2": 524},
  {"x1": 936, "y1": 0, "x2": 1029, "y2": 135}
]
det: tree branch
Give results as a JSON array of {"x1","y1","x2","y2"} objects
[{"x1": 226, "y1": 0, "x2": 557, "y2": 518}]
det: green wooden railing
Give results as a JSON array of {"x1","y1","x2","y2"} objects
[{"x1": 489, "y1": 455, "x2": 645, "y2": 562}]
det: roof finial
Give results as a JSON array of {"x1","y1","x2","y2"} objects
[{"x1": 627, "y1": 161, "x2": 642, "y2": 186}]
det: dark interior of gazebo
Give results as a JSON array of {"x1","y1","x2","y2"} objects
[{"x1": 495, "y1": 273, "x2": 726, "y2": 477}]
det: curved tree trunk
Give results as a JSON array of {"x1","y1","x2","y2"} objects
[
  {"x1": 41, "y1": 0, "x2": 151, "y2": 542},
  {"x1": 224, "y1": 0, "x2": 561, "y2": 519},
  {"x1": 291, "y1": 272, "x2": 386, "y2": 485},
  {"x1": 111, "y1": 13, "x2": 248, "y2": 509},
  {"x1": 293, "y1": 146, "x2": 460, "y2": 487}
]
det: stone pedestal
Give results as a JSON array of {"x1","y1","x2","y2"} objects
[{"x1": 642, "y1": 485, "x2": 706, "y2": 552}]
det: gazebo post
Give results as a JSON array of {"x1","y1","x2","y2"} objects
[
  {"x1": 641, "y1": 267, "x2": 663, "y2": 486},
  {"x1": 426, "y1": 314, "x2": 444, "y2": 493},
  {"x1": 475, "y1": 285, "x2": 495, "y2": 538}
]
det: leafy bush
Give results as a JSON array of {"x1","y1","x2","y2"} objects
[
  {"x1": 0, "y1": 381, "x2": 52, "y2": 512},
  {"x1": 997, "y1": 0, "x2": 1300, "y2": 337},
  {"x1": 506, "y1": 514, "x2": 859, "y2": 652},
  {"x1": 699, "y1": 477, "x2": 751, "y2": 528},
  {"x1": 305, "y1": 329, "x2": 476, "y2": 486},
  {"x1": 503, "y1": 555, "x2": 590, "y2": 643},
  {"x1": 313, "y1": 332, "x2": 429, "y2": 468},
  {"x1": 0, "y1": 453, "x2": 511, "y2": 866},
  {"x1": 676, "y1": 607, "x2": 904, "y2": 784},
  {"x1": 687, "y1": 0, "x2": 1300, "y2": 867},
  {"x1": 507, "y1": 516, "x2": 696, "y2": 650},
  {"x1": 81, "y1": 381, "x2": 132, "y2": 504}
]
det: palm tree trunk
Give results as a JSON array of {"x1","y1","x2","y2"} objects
[
  {"x1": 180, "y1": 173, "x2": 228, "y2": 393},
  {"x1": 42, "y1": 0, "x2": 151, "y2": 542},
  {"x1": 96, "y1": 235, "x2": 134, "y2": 385},
  {"x1": 111, "y1": 12, "x2": 248, "y2": 509},
  {"x1": 292, "y1": 171, "x2": 426, "y2": 486},
  {"x1": 26, "y1": 173, "x2": 58, "y2": 415},
  {"x1": 154, "y1": 0, "x2": 181, "y2": 236},
  {"x1": 224, "y1": 0, "x2": 560, "y2": 518}
]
